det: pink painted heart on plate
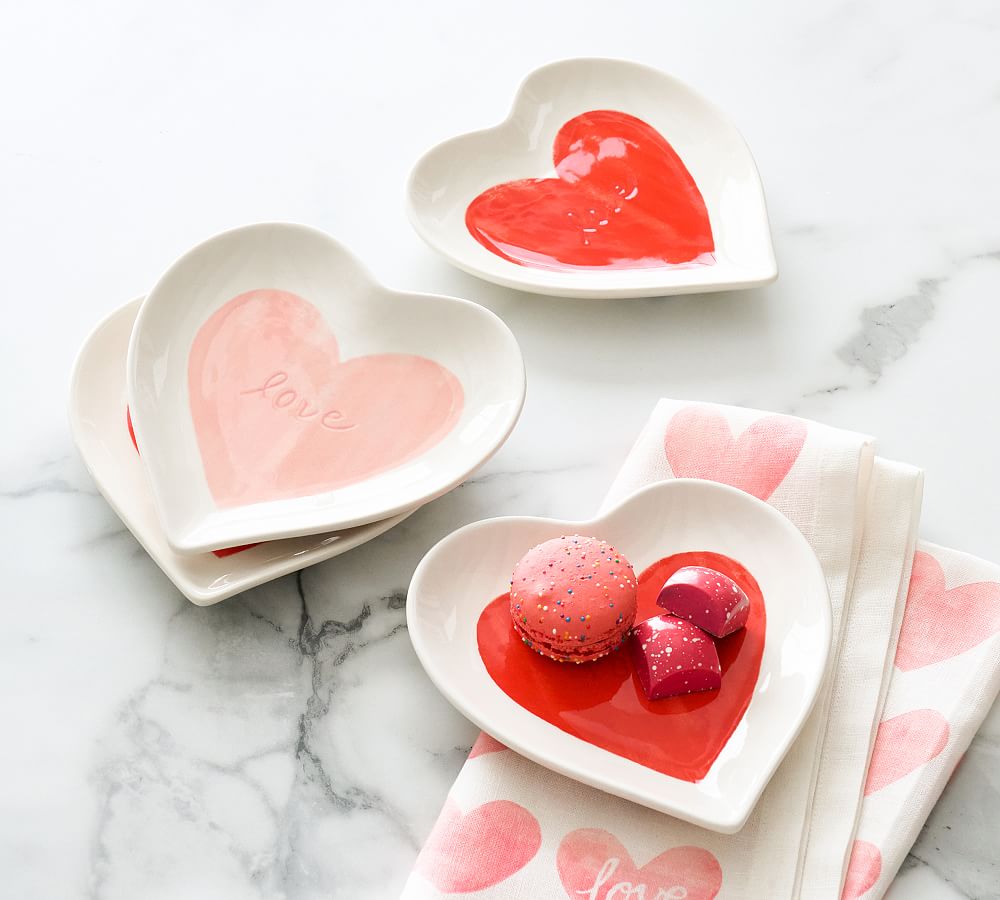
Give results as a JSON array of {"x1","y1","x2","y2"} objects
[
  {"x1": 864, "y1": 708, "x2": 949, "y2": 796},
  {"x1": 841, "y1": 840, "x2": 881, "y2": 900},
  {"x1": 664, "y1": 406, "x2": 807, "y2": 502},
  {"x1": 414, "y1": 798, "x2": 541, "y2": 893},
  {"x1": 188, "y1": 289, "x2": 464, "y2": 507},
  {"x1": 557, "y1": 828, "x2": 722, "y2": 900},
  {"x1": 895, "y1": 550, "x2": 1000, "y2": 672}
]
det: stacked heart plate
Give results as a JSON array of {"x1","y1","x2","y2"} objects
[{"x1": 70, "y1": 223, "x2": 526, "y2": 604}]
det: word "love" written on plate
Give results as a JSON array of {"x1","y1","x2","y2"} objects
[{"x1": 241, "y1": 371, "x2": 356, "y2": 431}]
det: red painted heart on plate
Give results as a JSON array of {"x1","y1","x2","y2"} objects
[
  {"x1": 894, "y1": 550, "x2": 1000, "y2": 671},
  {"x1": 466, "y1": 109, "x2": 714, "y2": 270},
  {"x1": 478, "y1": 551, "x2": 765, "y2": 782},
  {"x1": 414, "y1": 798, "x2": 541, "y2": 893},
  {"x1": 558, "y1": 829, "x2": 722, "y2": 900},
  {"x1": 188, "y1": 289, "x2": 464, "y2": 508}
]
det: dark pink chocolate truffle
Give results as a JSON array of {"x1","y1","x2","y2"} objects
[
  {"x1": 656, "y1": 566, "x2": 750, "y2": 638},
  {"x1": 629, "y1": 615, "x2": 722, "y2": 700}
]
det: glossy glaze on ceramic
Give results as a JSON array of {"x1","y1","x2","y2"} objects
[
  {"x1": 466, "y1": 110, "x2": 714, "y2": 271},
  {"x1": 407, "y1": 480, "x2": 830, "y2": 831},
  {"x1": 479, "y1": 551, "x2": 764, "y2": 782},
  {"x1": 127, "y1": 223, "x2": 525, "y2": 554},
  {"x1": 408, "y1": 58, "x2": 776, "y2": 298},
  {"x1": 69, "y1": 299, "x2": 413, "y2": 605}
]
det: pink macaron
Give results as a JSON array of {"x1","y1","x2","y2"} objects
[{"x1": 510, "y1": 534, "x2": 638, "y2": 663}]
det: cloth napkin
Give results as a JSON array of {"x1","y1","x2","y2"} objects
[{"x1": 402, "y1": 400, "x2": 1000, "y2": 900}]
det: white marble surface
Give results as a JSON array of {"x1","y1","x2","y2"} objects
[{"x1": 2, "y1": 1, "x2": 999, "y2": 897}]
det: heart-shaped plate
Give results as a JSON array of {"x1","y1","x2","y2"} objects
[
  {"x1": 407, "y1": 480, "x2": 830, "y2": 832},
  {"x1": 127, "y1": 223, "x2": 525, "y2": 554},
  {"x1": 71, "y1": 299, "x2": 413, "y2": 605},
  {"x1": 407, "y1": 58, "x2": 776, "y2": 299}
]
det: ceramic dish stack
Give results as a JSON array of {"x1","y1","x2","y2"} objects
[{"x1": 70, "y1": 223, "x2": 526, "y2": 604}]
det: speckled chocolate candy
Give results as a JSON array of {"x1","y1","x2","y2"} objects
[
  {"x1": 656, "y1": 565, "x2": 750, "y2": 638},
  {"x1": 629, "y1": 615, "x2": 722, "y2": 700}
]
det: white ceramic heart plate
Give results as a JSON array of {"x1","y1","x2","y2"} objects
[
  {"x1": 127, "y1": 223, "x2": 525, "y2": 555},
  {"x1": 407, "y1": 480, "x2": 830, "y2": 832},
  {"x1": 407, "y1": 57, "x2": 776, "y2": 299},
  {"x1": 70, "y1": 299, "x2": 414, "y2": 605}
]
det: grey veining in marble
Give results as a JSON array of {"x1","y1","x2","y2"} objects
[
  {"x1": 2, "y1": 0, "x2": 1000, "y2": 898},
  {"x1": 837, "y1": 284, "x2": 936, "y2": 379}
]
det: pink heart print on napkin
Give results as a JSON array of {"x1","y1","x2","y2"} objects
[
  {"x1": 188, "y1": 289, "x2": 464, "y2": 507},
  {"x1": 414, "y1": 799, "x2": 541, "y2": 893},
  {"x1": 557, "y1": 829, "x2": 722, "y2": 900},
  {"x1": 663, "y1": 406, "x2": 807, "y2": 501},
  {"x1": 467, "y1": 733, "x2": 508, "y2": 759},
  {"x1": 840, "y1": 840, "x2": 882, "y2": 900},
  {"x1": 894, "y1": 549, "x2": 1000, "y2": 672},
  {"x1": 863, "y1": 708, "x2": 949, "y2": 796}
]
